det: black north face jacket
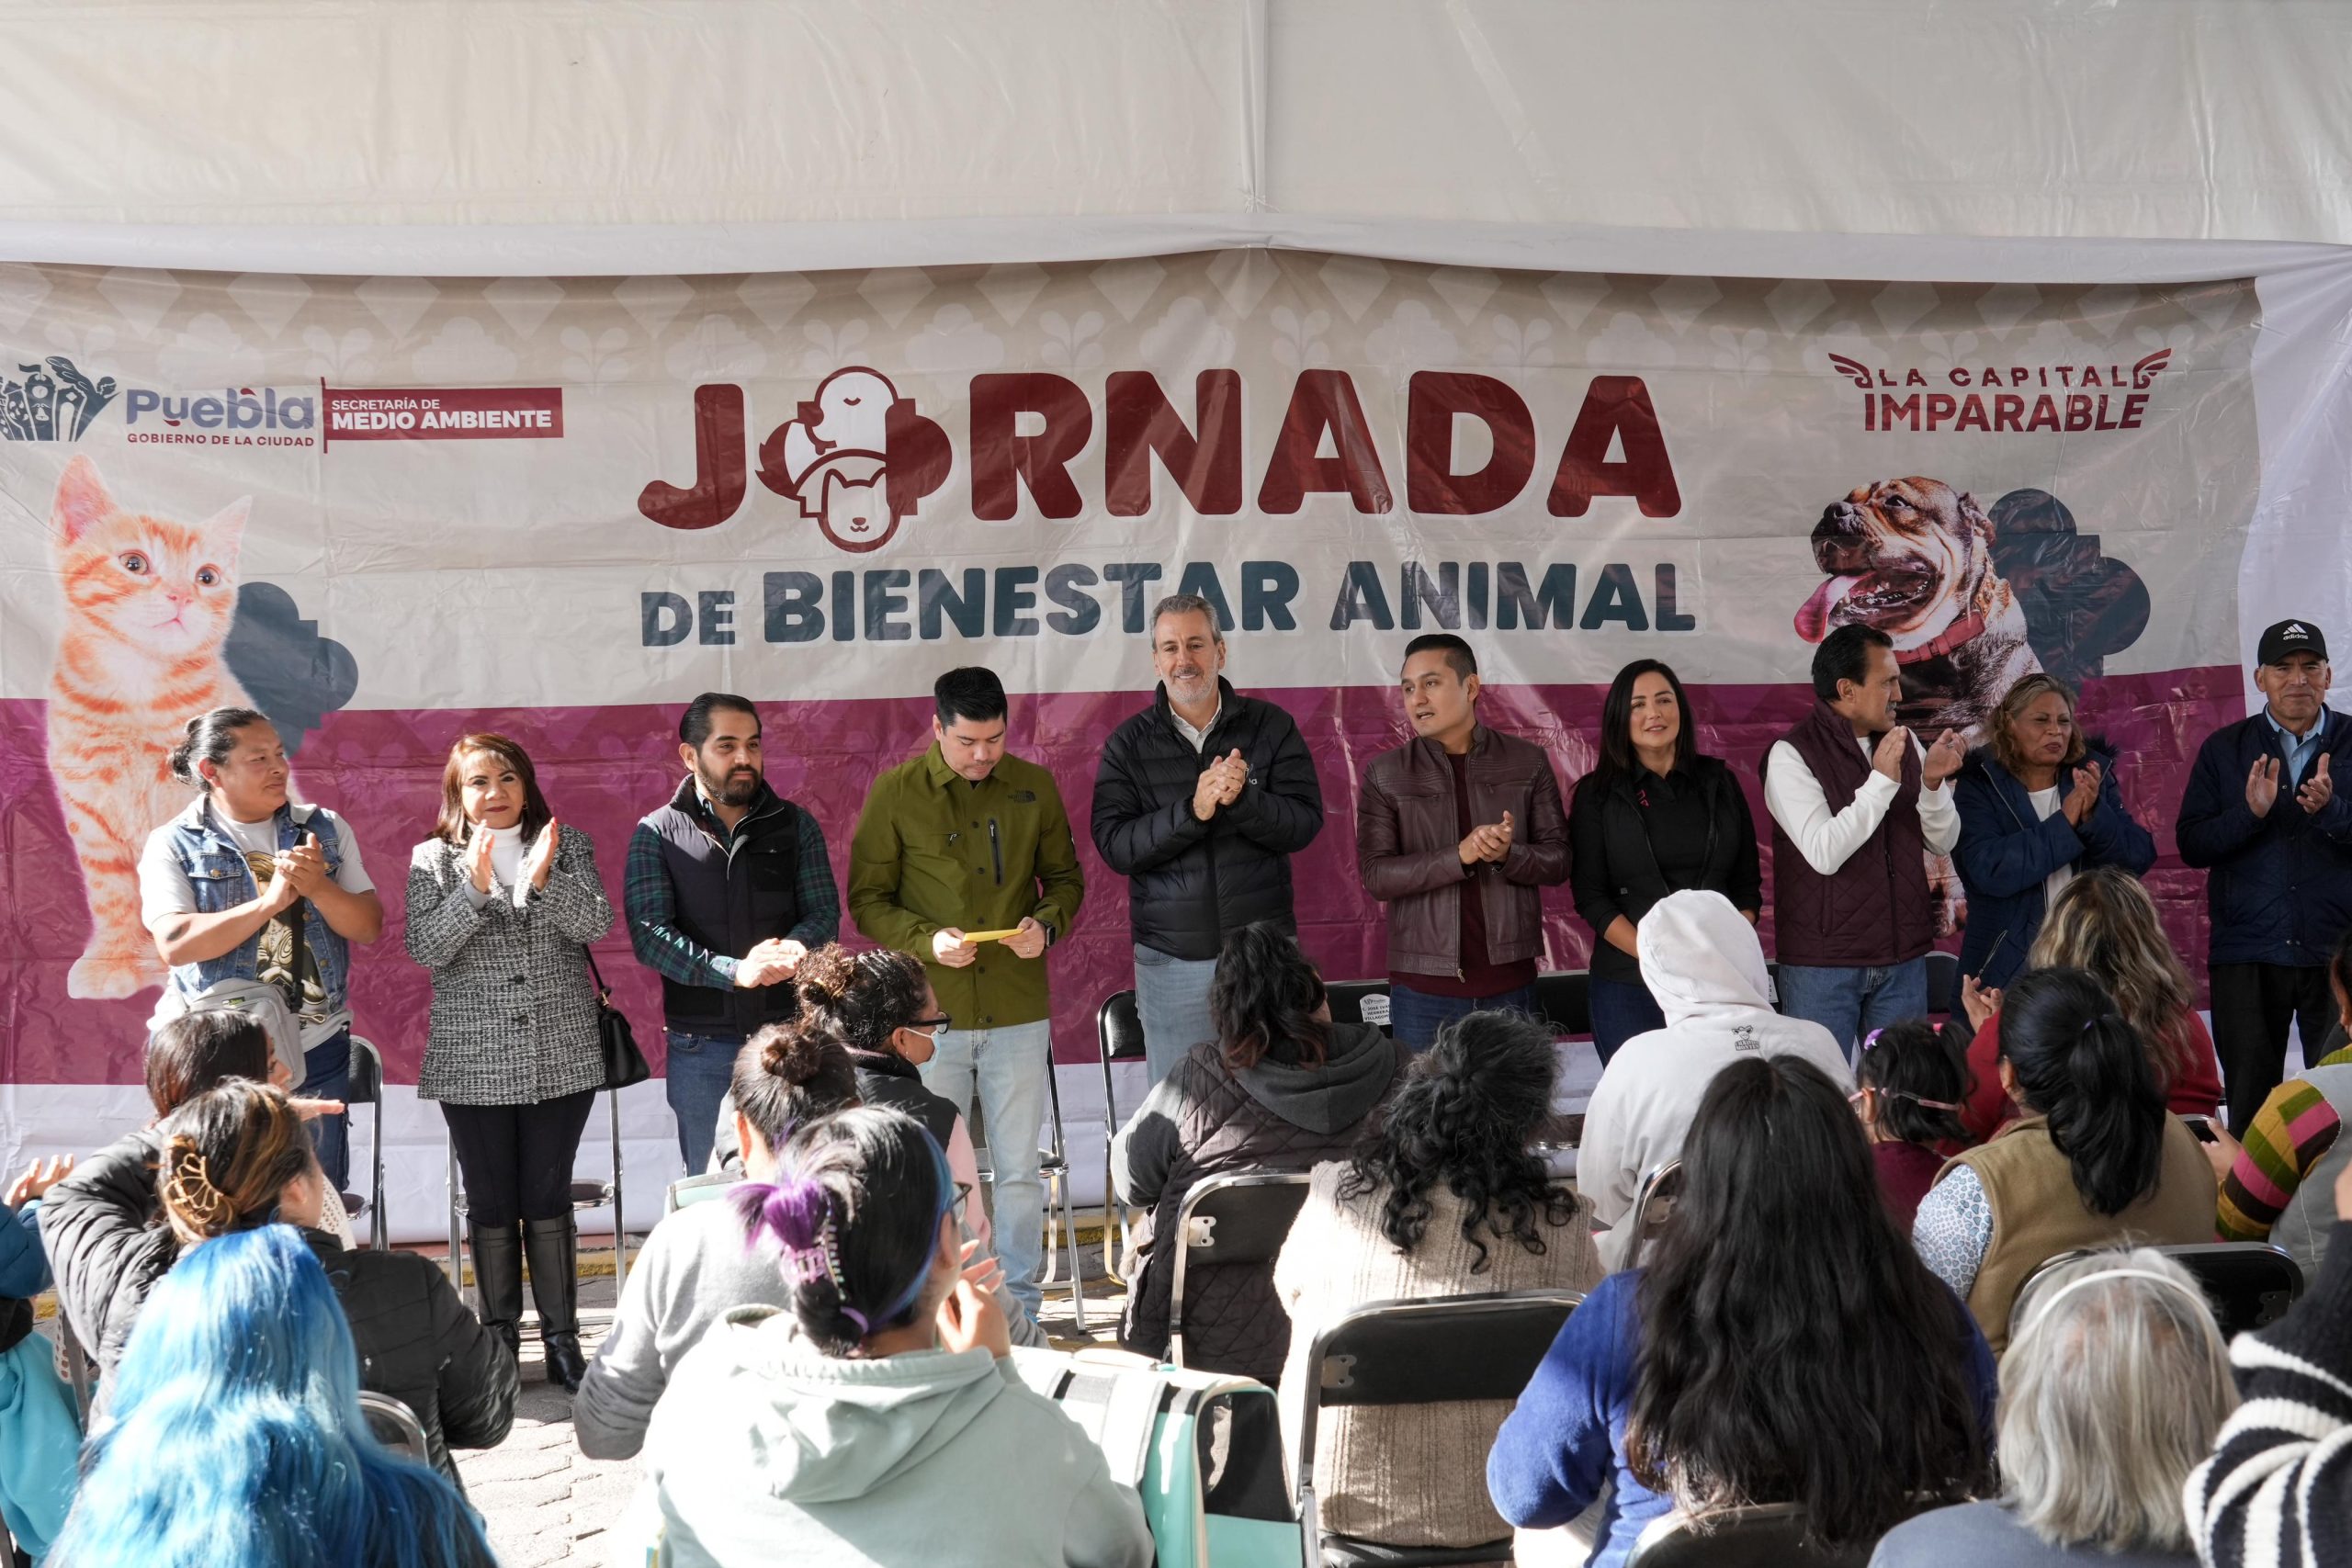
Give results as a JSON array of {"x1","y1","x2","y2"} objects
[{"x1": 1090, "y1": 679, "x2": 1326, "y2": 961}]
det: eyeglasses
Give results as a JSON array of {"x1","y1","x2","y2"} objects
[
  {"x1": 953, "y1": 1181, "x2": 975, "y2": 1206},
  {"x1": 906, "y1": 1014, "x2": 951, "y2": 1035}
]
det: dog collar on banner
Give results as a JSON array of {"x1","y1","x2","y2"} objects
[{"x1": 1896, "y1": 611, "x2": 1988, "y2": 665}]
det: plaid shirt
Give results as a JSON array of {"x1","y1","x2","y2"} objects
[{"x1": 623, "y1": 795, "x2": 839, "y2": 991}]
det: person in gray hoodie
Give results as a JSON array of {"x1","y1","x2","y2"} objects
[
  {"x1": 1577, "y1": 888, "x2": 1853, "y2": 1269},
  {"x1": 615, "y1": 1107, "x2": 1152, "y2": 1568},
  {"x1": 1111, "y1": 921, "x2": 1405, "y2": 1379}
]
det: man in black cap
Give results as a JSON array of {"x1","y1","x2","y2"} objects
[{"x1": 2179, "y1": 618, "x2": 2352, "y2": 1130}]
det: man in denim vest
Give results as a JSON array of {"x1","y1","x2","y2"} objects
[{"x1": 138, "y1": 707, "x2": 382, "y2": 1190}]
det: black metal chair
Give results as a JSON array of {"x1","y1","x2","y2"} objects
[
  {"x1": 1296, "y1": 1290, "x2": 1585, "y2": 1568},
  {"x1": 2015, "y1": 1241, "x2": 2303, "y2": 1342},
  {"x1": 446, "y1": 1082, "x2": 629, "y2": 1304},
  {"x1": 1624, "y1": 1158, "x2": 1683, "y2": 1269},
  {"x1": 1924, "y1": 951, "x2": 1961, "y2": 1017},
  {"x1": 358, "y1": 1391, "x2": 431, "y2": 1465},
  {"x1": 346, "y1": 1036, "x2": 388, "y2": 1249},
  {"x1": 1532, "y1": 970, "x2": 1591, "y2": 1037},
  {"x1": 1626, "y1": 1502, "x2": 1889, "y2": 1567},
  {"x1": 1168, "y1": 1171, "x2": 1313, "y2": 1368},
  {"x1": 1096, "y1": 989, "x2": 1148, "y2": 1282},
  {"x1": 1323, "y1": 980, "x2": 1391, "y2": 1035}
]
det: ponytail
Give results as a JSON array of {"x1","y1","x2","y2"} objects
[
  {"x1": 154, "y1": 1079, "x2": 317, "y2": 1245},
  {"x1": 167, "y1": 706, "x2": 273, "y2": 792},
  {"x1": 1997, "y1": 966, "x2": 2166, "y2": 1216}
]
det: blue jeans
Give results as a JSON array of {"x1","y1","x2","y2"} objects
[
  {"x1": 1387, "y1": 982, "x2": 1538, "y2": 1054},
  {"x1": 1774, "y1": 958, "x2": 1928, "y2": 1061},
  {"x1": 301, "y1": 1028, "x2": 352, "y2": 1192},
  {"x1": 665, "y1": 1028, "x2": 744, "y2": 1174},
  {"x1": 1587, "y1": 976, "x2": 1667, "y2": 1066},
  {"x1": 1133, "y1": 944, "x2": 1219, "y2": 1085},
  {"x1": 920, "y1": 1020, "x2": 1051, "y2": 1315}
]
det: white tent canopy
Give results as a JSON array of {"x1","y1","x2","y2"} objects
[{"x1": 6, "y1": 0, "x2": 2352, "y2": 277}]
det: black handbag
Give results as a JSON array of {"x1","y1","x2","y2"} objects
[{"x1": 584, "y1": 951, "x2": 651, "y2": 1090}]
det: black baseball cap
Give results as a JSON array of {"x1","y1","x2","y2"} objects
[{"x1": 2257, "y1": 619, "x2": 2329, "y2": 666}]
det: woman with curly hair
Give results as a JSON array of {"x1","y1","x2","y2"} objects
[{"x1": 1273, "y1": 1010, "x2": 1600, "y2": 1553}]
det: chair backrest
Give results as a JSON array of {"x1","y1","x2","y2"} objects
[
  {"x1": 1099, "y1": 989, "x2": 1148, "y2": 1066},
  {"x1": 1533, "y1": 970, "x2": 1592, "y2": 1037},
  {"x1": 1295, "y1": 1289, "x2": 1583, "y2": 1529},
  {"x1": 357, "y1": 1391, "x2": 430, "y2": 1465},
  {"x1": 1626, "y1": 1158, "x2": 1684, "y2": 1266},
  {"x1": 1924, "y1": 952, "x2": 1960, "y2": 1017},
  {"x1": 664, "y1": 1173, "x2": 735, "y2": 1213},
  {"x1": 2016, "y1": 1242, "x2": 2304, "y2": 1342},
  {"x1": 346, "y1": 1037, "x2": 383, "y2": 1103},
  {"x1": 1322, "y1": 979, "x2": 1390, "y2": 1032},
  {"x1": 1627, "y1": 1503, "x2": 1880, "y2": 1568},
  {"x1": 1169, "y1": 1172, "x2": 1314, "y2": 1362}
]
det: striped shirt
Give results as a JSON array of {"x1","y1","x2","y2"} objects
[{"x1": 2217, "y1": 1045, "x2": 2352, "y2": 1242}]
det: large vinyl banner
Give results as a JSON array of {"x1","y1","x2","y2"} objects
[{"x1": 0, "y1": 254, "x2": 2264, "y2": 1216}]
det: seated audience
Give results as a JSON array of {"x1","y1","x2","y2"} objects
[
  {"x1": 1489, "y1": 1055, "x2": 1993, "y2": 1568},
  {"x1": 574, "y1": 1022, "x2": 858, "y2": 1460},
  {"x1": 1275, "y1": 1010, "x2": 1602, "y2": 1552},
  {"x1": 59, "y1": 1076, "x2": 514, "y2": 1480},
  {"x1": 2188, "y1": 1159, "x2": 2352, "y2": 1568},
  {"x1": 620, "y1": 1108, "x2": 1153, "y2": 1568},
  {"x1": 1917, "y1": 966, "x2": 2219, "y2": 1354},
  {"x1": 1113, "y1": 921, "x2": 1404, "y2": 1379},
  {"x1": 42, "y1": 1010, "x2": 284, "y2": 1371},
  {"x1": 1874, "y1": 1248, "x2": 2233, "y2": 1567},
  {"x1": 1958, "y1": 867, "x2": 2223, "y2": 1141},
  {"x1": 0, "y1": 1156, "x2": 80, "y2": 1562},
  {"x1": 46, "y1": 1224, "x2": 494, "y2": 1568},
  {"x1": 1576, "y1": 889, "x2": 1850, "y2": 1267},
  {"x1": 2213, "y1": 926, "x2": 2352, "y2": 1274},
  {"x1": 1851, "y1": 1020, "x2": 1973, "y2": 1232},
  {"x1": 1952, "y1": 671, "x2": 2156, "y2": 990}
]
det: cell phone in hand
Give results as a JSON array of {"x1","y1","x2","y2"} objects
[{"x1": 2183, "y1": 1115, "x2": 2220, "y2": 1145}]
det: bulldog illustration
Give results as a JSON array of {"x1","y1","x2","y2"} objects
[{"x1": 1796, "y1": 477, "x2": 2041, "y2": 735}]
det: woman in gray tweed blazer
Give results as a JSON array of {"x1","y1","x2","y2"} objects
[{"x1": 405, "y1": 731, "x2": 612, "y2": 1393}]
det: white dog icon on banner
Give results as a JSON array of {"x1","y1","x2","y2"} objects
[{"x1": 760, "y1": 367, "x2": 950, "y2": 553}]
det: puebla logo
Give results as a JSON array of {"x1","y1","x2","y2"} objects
[{"x1": 0, "y1": 356, "x2": 117, "y2": 441}]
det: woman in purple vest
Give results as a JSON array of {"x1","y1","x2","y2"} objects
[{"x1": 405, "y1": 732, "x2": 612, "y2": 1392}]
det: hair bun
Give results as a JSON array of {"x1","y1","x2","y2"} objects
[{"x1": 764, "y1": 1026, "x2": 832, "y2": 1086}]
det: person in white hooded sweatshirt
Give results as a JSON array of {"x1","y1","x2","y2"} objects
[
  {"x1": 614, "y1": 1105, "x2": 1151, "y2": 1568},
  {"x1": 1577, "y1": 889, "x2": 1853, "y2": 1268}
]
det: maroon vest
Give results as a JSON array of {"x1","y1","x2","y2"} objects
[{"x1": 1767, "y1": 701, "x2": 1933, "y2": 967}]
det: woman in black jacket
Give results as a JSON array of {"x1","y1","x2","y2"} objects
[
  {"x1": 39, "y1": 1019, "x2": 515, "y2": 1484},
  {"x1": 1567, "y1": 660, "x2": 1763, "y2": 1064}
]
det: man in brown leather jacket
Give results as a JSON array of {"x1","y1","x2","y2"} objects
[{"x1": 1356, "y1": 635, "x2": 1570, "y2": 1049}]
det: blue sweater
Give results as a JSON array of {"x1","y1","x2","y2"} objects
[
  {"x1": 2177, "y1": 708, "x2": 2352, "y2": 967},
  {"x1": 0, "y1": 1200, "x2": 48, "y2": 1300},
  {"x1": 1952, "y1": 745, "x2": 2155, "y2": 987},
  {"x1": 1487, "y1": 1271, "x2": 1997, "y2": 1568}
]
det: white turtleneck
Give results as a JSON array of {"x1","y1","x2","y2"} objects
[{"x1": 465, "y1": 822, "x2": 532, "y2": 908}]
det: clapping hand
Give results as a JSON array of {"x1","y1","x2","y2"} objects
[
  {"x1": 734, "y1": 938, "x2": 808, "y2": 987},
  {"x1": 1459, "y1": 810, "x2": 1515, "y2": 865},
  {"x1": 6, "y1": 1155, "x2": 73, "y2": 1208},
  {"x1": 2061, "y1": 760, "x2": 2103, "y2": 826},
  {"x1": 520, "y1": 819, "x2": 560, "y2": 890},
  {"x1": 938, "y1": 1244, "x2": 1012, "y2": 1359},
  {"x1": 2301, "y1": 754, "x2": 2335, "y2": 816},
  {"x1": 2247, "y1": 755, "x2": 2282, "y2": 818},
  {"x1": 1192, "y1": 750, "x2": 1248, "y2": 821},
  {"x1": 276, "y1": 832, "x2": 329, "y2": 898},
  {"x1": 464, "y1": 821, "x2": 499, "y2": 893},
  {"x1": 1922, "y1": 728, "x2": 1966, "y2": 786}
]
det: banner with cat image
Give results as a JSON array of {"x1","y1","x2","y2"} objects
[{"x1": 0, "y1": 253, "x2": 2285, "y2": 1223}]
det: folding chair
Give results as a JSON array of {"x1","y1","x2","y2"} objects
[
  {"x1": 347, "y1": 1036, "x2": 388, "y2": 1248},
  {"x1": 357, "y1": 1390, "x2": 431, "y2": 1465},
  {"x1": 1627, "y1": 1501, "x2": 1894, "y2": 1567},
  {"x1": 1924, "y1": 952, "x2": 1961, "y2": 1017},
  {"x1": 446, "y1": 1082, "x2": 629, "y2": 1303},
  {"x1": 1323, "y1": 980, "x2": 1391, "y2": 1034},
  {"x1": 1295, "y1": 1290, "x2": 1584, "y2": 1567},
  {"x1": 1532, "y1": 970, "x2": 1591, "y2": 1037},
  {"x1": 1168, "y1": 1171, "x2": 1313, "y2": 1369},
  {"x1": 1624, "y1": 1158, "x2": 1683, "y2": 1269},
  {"x1": 970, "y1": 1063, "x2": 1089, "y2": 1334},
  {"x1": 2157, "y1": 1241, "x2": 2304, "y2": 1336},
  {"x1": 1097, "y1": 989, "x2": 1148, "y2": 1281},
  {"x1": 664, "y1": 1172, "x2": 734, "y2": 1214}
]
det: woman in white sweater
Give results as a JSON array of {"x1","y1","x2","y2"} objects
[{"x1": 1273, "y1": 1010, "x2": 1603, "y2": 1552}]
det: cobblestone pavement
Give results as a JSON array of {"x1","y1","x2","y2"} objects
[{"x1": 462, "y1": 1235, "x2": 1121, "y2": 1565}]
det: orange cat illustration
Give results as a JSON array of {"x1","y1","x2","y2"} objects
[{"x1": 45, "y1": 455, "x2": 258, "y2": 999}]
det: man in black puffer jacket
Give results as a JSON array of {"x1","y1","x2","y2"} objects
[
  {"x1": 1091, "y1": 594, "x2": 1325, "y2": 1084},
  {"x1": 40, "y1": 1129, "x2": 516, "y2": 1483}
]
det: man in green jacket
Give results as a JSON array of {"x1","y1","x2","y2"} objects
[{"x1": 848, "y1": 666, "x2": 1084, "y2": 1314}]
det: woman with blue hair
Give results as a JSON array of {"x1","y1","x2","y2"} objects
[{"x1": 47, "y1": 1216, "x2": 494, "y2": 1568}]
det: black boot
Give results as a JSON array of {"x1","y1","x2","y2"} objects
[
  {"x1": 469, "y1": 1222, "x2": 525, "y2": 1366},
  {"x1": 524, "y1": 1213, "x2": 585, "y2": 1392}
]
